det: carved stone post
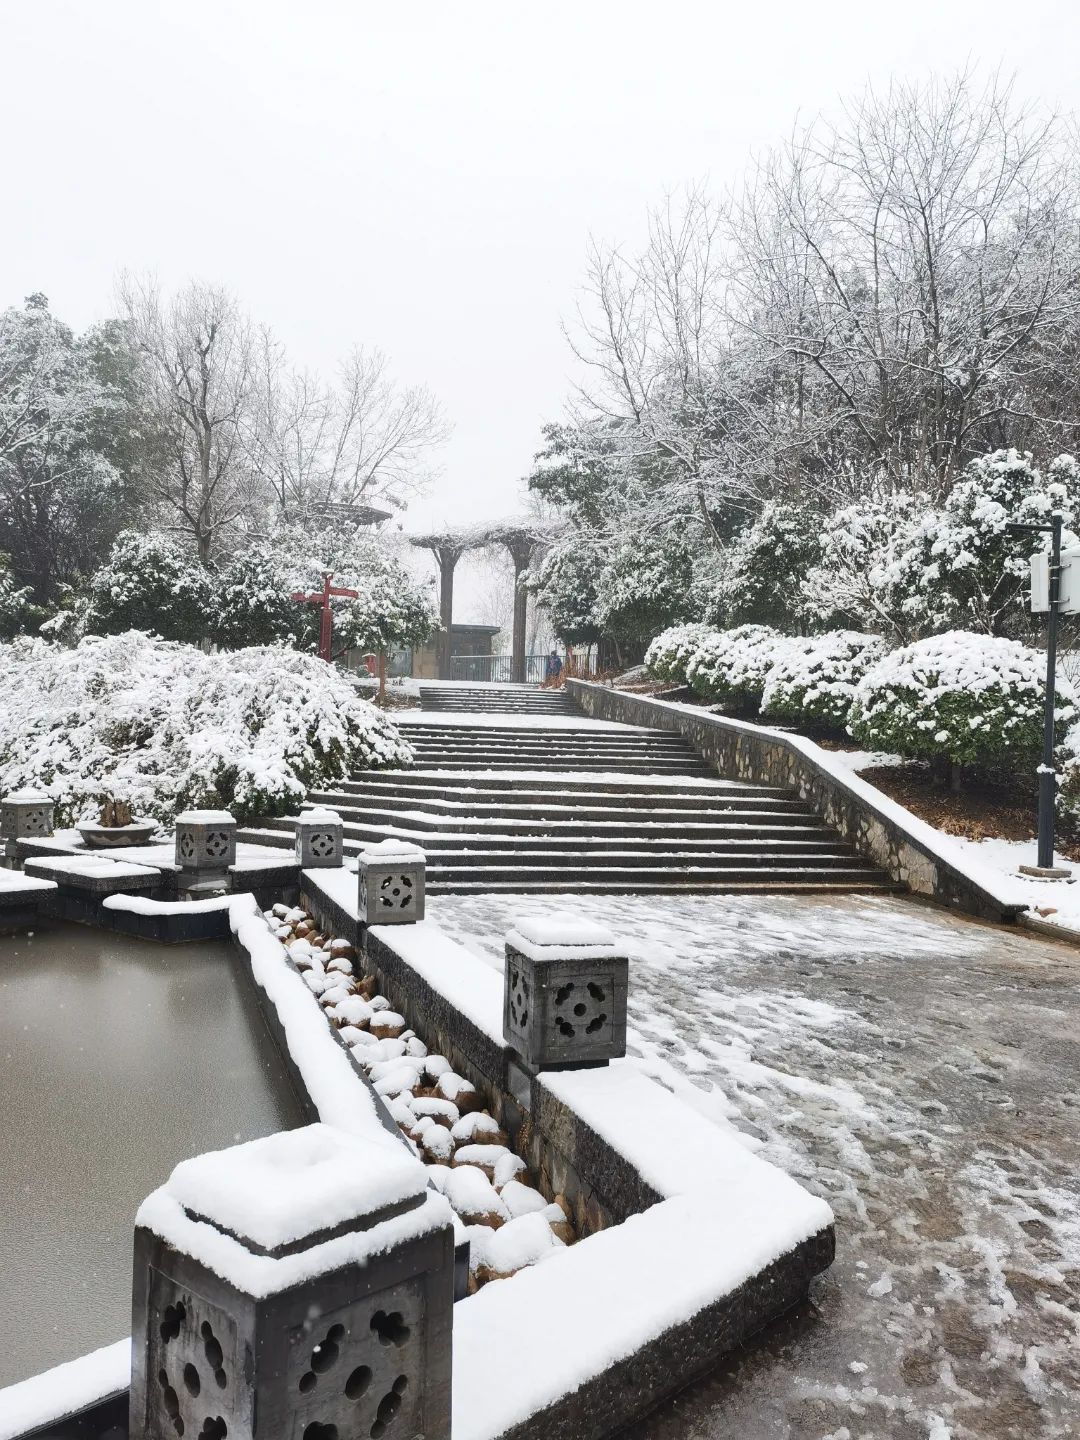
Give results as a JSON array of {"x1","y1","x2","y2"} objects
[
  {"x1": 130, "y1": 1123, "x2": 454, "y2": 1440},
  {"x1": 358, "y1": 840, "x2": 426, "y2": 925},
  {"x1": 503, "y1": 914, "x2": 629, "y2": 1069}
]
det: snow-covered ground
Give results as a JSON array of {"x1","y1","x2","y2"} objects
[{"x1": 429, "y1": 890, "x2": 1080, "y2": 1440}]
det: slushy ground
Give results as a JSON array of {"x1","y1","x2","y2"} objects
[{"x1": 429, "y1": 891, "x2": 1080, "y2": 1440}]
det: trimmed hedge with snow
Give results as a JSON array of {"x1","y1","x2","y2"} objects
[
  {"x1": 685, "y1": 626, "x2": 799, "y2": 711},
  {"x1": 762, "y1": 631, "x2": 886, "y2": 729},
  {"x1": 0, "y1": 632, "x2": 412, "y2": 824},
  {"x1": 849, "y1": 632, "x2": 1075, "y2": 775},
  {"x1": 644, "y1": 623, "x2": 718, "y2": 685}
]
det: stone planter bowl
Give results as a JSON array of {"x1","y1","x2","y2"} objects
[{"x1": 77, "y1": 820, "x2": 158, "y2": 850}]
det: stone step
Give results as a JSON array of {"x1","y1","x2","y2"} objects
[
  {"x1": 333, "y1": 773, "x2": 760, "y2": 797},
  {"x1": 425, "y1": 876, "x2": 897, "y2": 895},
  {"x1": 403, "y1": 727, "x2": 687, "y2": 744},
  {"x1": 422, "y1": 852, "x2": 879, "y2": 877},
  {"x1": 395, "y1": 756, "x2": 713, "y2": 774},
  {"x1": 312, "y1": 802, "x2": 816, "y2": 832},
  {"x1": 311, "y1": 783, "x2": 791, "y2": 810},
  {"x1": 328, "y1": 806, "x2": 828, "y2": 835}
]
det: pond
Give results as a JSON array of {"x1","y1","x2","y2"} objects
[{"x1": 0, "y1": 923, "x2": 304, "y2": 1390}]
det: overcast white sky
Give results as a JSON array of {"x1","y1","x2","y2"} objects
[{"x1": 1, "y1": 0, "x2": 1076, "y2": 607}]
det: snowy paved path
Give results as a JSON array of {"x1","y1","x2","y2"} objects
[{"x1": 427, "y1": 891, "x2": 1080, "y2": 1440}]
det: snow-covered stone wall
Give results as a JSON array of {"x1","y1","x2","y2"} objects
[{"x1": 567, "y1": 679, "x2": 1028, "y2": 925}]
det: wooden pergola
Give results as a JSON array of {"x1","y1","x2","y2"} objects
[{"x1": 409, "y1": 520, "x2": 552, "y2": 682}]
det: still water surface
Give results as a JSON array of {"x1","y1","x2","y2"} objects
[{"x1": 0, "y1": 923, "x2": 303, "y2": 1389}]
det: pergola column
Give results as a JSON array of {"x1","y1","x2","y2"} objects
[
  {"x1": 435, "y1": 547, "x2": 462, "y2": 681},
  {"x1": 504, "y1": 538, "x2": 536, "y2": 685}
]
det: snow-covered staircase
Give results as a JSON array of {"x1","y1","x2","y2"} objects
[
  {"x1": 238, "y1": 712, "x2": 896, "y2": 895},
  {"x1": 418, "y1": 684, "x2": 577, "y2": 715}
]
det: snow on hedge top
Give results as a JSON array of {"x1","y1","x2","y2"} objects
[
  {"x1": 686, "y1": 625, "x2": 804, "y2": 704},
  {"x1": 644, "y1": 623, "x2": 717, "y2": 683},
  {"x1": 761, "y1": 630, "x2": 886, "y2": 726},
  {"x1": 855, "y1": 630, "x2": 1069, "y2": 701},
  {"x1": 165, "y1": 1123, "x2": 428, "y2": 1252},
  {"x1": 850, "y1": 630, "x2": 1077, "y2": 767},
  {"x1": 0, "y1": 632, "x2": 412, "y2": 823}
]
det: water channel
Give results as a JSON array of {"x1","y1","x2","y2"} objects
[{"x1": 0, "y1": 923, "x2": 303, "y2": 1390}]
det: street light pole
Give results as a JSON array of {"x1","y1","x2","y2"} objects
[
  {"x1": 1038, "y1": 511, "x2": 1064, "y2": 869},
  {"x1": 1009, "y1": 510, "x2": 1068, "y2": 876}
]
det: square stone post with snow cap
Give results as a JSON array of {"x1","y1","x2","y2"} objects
[
  {"x1": 503, "y1": 913, "x2": 629, "y2": 1070},
  {"x1": 174, "y1": 810, "x2": 237, "y2": 892},
  {"x1": 1, "y1": 788, "x2": 54, "y2": 861},
  {"x1": 358, "y1": 839, "x2": 426, "y2": 925},
  {"x1": 130, "y1": 1122, "x2": 454, "y2": 1440},
  {"x1": 294, "y1": 806, "x2": 345, "y2": 868}
]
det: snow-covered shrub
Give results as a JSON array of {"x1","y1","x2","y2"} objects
[
  {"x1": 88, "y1": 530, "x2": 211, "y2": 644},
  {"x1": 0, "y1": 632, "x2": 412, "y2": 824},
  {"x1": 644, "y1": 623, "x2": 718, "y2": 684},
  {"x1": 910, "y1": 449, "x2": 1079, "y2": 636},
  {"x1": 685, "y1": 625, "x2": 795, "y2": 711},
  {"x1": 849, "y1": 631, "x2": 1074, "y2": 777},
  {"x1": 761, "y1": 631, "x2": 886, "y2": 729}
]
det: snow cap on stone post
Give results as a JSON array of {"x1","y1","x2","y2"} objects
[
  {"x1": 294, "y1": 806, "x2": 345, "y2": 869},
  {"x1": 130, "y1": 1123, "x2": 455, "y2": 1440},
  {"x1": 503, "y1": 913, "x2": 629, "y2": 1070},
  {"x1": 358, "y1": 838, "x2": 426, "y2": 925}
]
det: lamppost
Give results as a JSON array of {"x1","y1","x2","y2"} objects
[{"x1": 1013, "y1": 511, "x2": 1072, "y2": 878}]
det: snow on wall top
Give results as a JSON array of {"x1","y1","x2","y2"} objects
[
  {"x1": 164, "y1": 1122, "x2": 429, "y2": 1252},
  {"x1": 174, "y1": 809, "x2": 236, "y2": 825},
  {"x1": 0, "y1": 1339, "x2": 131, "y2": 1440},
  {"x1": 2, "y1": 787, "x2": 52, "y2": 803},
  {"x1": 26, "y1": 855, "x2": 160, "y2": 880}
]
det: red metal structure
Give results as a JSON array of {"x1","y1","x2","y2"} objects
[{"x1": 291, "y1": 571, "x2": 360, "y2": 662}]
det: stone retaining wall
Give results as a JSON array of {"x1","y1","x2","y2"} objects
[{"x1": 567, "y1": 679, "x2": 1024, "y2": 924}]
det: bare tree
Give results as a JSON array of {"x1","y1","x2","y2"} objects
[
  {"x1": 560, "y1": 69, "x2": 1080, "y2": 556},
  {"x1": 119, "y1": 275, "x2": 258, "y2": 565},
  {"x1": 726, "y1": 70, "x2": 1080, "y2": 498},
  {"x1": 251, "y1": 343, "x2": 449, "y2": 521}
]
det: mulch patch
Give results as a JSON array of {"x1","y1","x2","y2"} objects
[{"x1": 858, "y1": 762, "x2": 1080, "y2": 861}]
